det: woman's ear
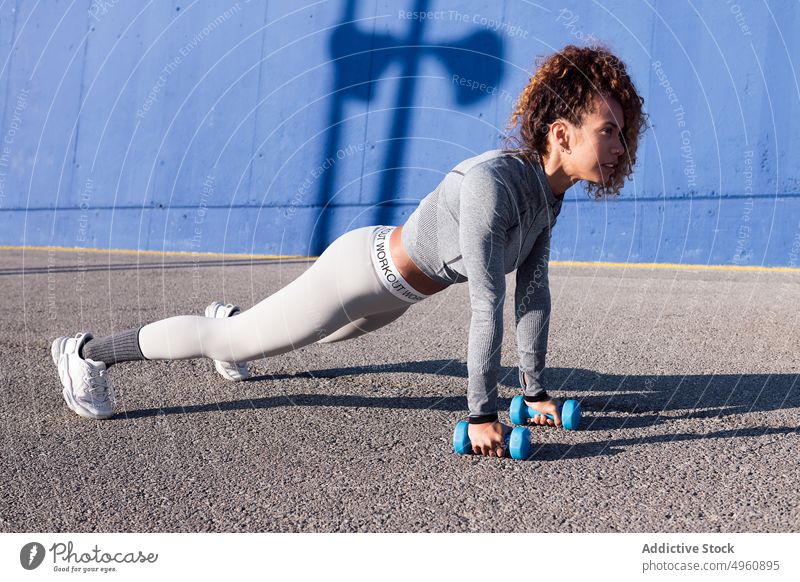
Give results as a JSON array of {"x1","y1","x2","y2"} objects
[{"x1": 550, "y1": 119, "x2": 571, "y2": 153}]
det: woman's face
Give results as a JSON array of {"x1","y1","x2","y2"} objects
[{"x1": 561, "y1": 94, "x2": 626, "y2": 186}]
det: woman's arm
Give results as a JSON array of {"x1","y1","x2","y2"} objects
[
  {"x1": 458, "y1": 168, "x2": 512, "y2": 424},
  {"x1": 514, "y1": 228, "x2": 552, "y2": 401}
]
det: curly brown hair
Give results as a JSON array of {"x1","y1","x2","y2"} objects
[{"x1": 504, "y1": 44, "x2": 647, "y2": 197}]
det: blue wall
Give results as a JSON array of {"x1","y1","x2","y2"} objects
[{"x1": 1, "y1": 0, "x2": 798, "y2": 266}]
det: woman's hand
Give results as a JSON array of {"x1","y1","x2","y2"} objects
[
  {"x1": 525, "y1": 398, "x2": 562, "y2": 427},
  {"x1": 467, "y1": 421, "x2": 509, "y2": 457}
]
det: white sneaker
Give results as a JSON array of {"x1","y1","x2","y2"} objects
[
  {"x1": 51, "y1": 332, "x2": 115, "y2": 419},
  {"x1": 204, "y1": 301, "x2": 251, "y2": 381}
]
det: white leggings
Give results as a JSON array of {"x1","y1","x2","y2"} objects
[{"x1": 138, "y1": 226, "x2": 430, "y2": 362}]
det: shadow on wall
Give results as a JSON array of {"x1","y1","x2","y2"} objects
[{"x1": 311, "y1": 0, "x2": 505, "y2": 254}]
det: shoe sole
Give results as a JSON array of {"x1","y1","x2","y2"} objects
[
  {"x1": 61, "y1": 384, "x2": 113, "y2": 420},
  {"x1": 51, "y1": 336, "x2": 68, "y2": 366}
]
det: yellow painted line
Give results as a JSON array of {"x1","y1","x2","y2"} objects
[
  {"x1": 0, "y1": 245, "x2": 317, "y2": 260},
  {"x1": 2, "y1": 245, "x2": 798, "y2": 273}
]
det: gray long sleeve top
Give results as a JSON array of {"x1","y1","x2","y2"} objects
[{"x1": 401, "y1": 149, "x2": 563, "y2": 420}]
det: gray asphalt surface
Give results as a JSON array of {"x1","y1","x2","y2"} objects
[{"x1": 1, "y1": 248, "x2": 798, "y2": 532}]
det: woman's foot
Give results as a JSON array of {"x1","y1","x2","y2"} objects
[
  {"x1": 51, "y1": 332, "x2": 115, "y2": 419},
  {"x1": 204, "y1": 301, "x2": 251, "y2": 381}
]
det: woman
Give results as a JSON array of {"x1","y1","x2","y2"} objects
[{"x1": 52, "y1": 45, "x2": 646, "y2": 457}]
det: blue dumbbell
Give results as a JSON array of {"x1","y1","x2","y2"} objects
[
  {"x1": 452, "y1": 420, "x2": 532, "y2": 460},
  {"x1": 509, "y1": 395, "x2": 581, "y2": 430}
]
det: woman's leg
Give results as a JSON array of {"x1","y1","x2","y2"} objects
[
  {"x1": 135, "y1": 226, "x2": 412, "y2": 362},
  {"x1": 55, "y1": 225, "x2": 427, "y2": 419},
  {"x1": 316, "y1": 305, "x2": 410, "y2": 344}
]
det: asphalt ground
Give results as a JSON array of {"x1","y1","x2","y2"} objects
[{"x1": 1, "y1": 248, "x2": 798, "y2": 533}]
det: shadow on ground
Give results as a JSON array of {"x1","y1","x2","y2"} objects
[{"x1": 117, "y1": 360, "x2": 799, "y2": 453}]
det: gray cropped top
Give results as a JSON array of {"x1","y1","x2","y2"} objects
[{"x1": 401, "y1": 149, "x2": 563, "y2": 420}]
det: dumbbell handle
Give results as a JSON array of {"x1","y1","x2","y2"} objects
[
  {"x1": 525, "y1": 407, "x2": 556, "y2": 420},
  {"x1": 468, "y1": 430, "x2": 513, "y2": 451},
  {"x1": 518, "y1": 399, "x2": 558, "y2": 418},
  {"x1": 511, "y1": 396, "x2": 581, "y2": 430}
]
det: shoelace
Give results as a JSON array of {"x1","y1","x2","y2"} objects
[{"x1": 84, "y1": 366, "x2": 113, "y2": 405}]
